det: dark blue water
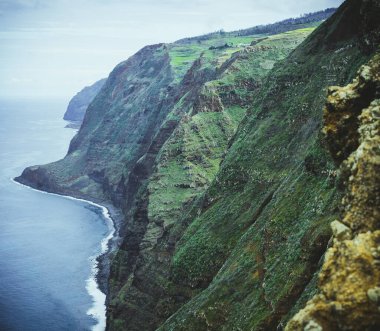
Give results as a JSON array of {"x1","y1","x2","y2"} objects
[{"x1": 0, "y1": 98, "x2": 110, "y2": 331}]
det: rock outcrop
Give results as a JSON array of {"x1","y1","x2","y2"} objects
[{"x1": 286, "y1": 52, "x2": 380, "y2": 331}]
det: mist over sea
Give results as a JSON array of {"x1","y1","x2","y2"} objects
[{"x1": 0, "y1": 98, "x2": 109, "y2": 330}]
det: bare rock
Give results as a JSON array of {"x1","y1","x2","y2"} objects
[{"x1": 331, "y1": 220, "x2": 352, "y2": 240}]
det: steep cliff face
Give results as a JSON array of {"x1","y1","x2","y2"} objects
[
  {"x1": 286, "y1": 52, "x2": 380, "y2": 331},
  {"x1": 15, "y1": 20, "x2": 313, "y2": 331},
  {"x1": 16, "y1": 18, "x2": 313, "y2": 331},
  {"x1": 18, "y1": 43, "x2": 181, "y2": 205},
  {"x1": 16, "y1": 29, "x2": 309, "y2": 207},
  {"x1": 152, "y1": 1, "x2": 380, "y2": 330},
  {"x1": 64, "y1": 78, "x2": 106, "y2": 122},
  {"x1": 107, "y1": 28, "x2": 312, "y2": 331}
]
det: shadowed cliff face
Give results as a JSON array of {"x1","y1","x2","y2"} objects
[
  {"x1": 16, "y1": 22, "x2": 313, "y2": 331},
  {"x1": 15, "y1": 16, "x2": 319, "y2": 209},
  {"x1": 152, "y1": 1, "x2": 380, "y2": 330},
  {"x1": 14, "y1": 1, "x2": 380, "y2": 331},
  {"x1": 16, "y1": 24, "x2": 312, "y2": 331},
  {"x1": 106, "y1": 29, "x2": 313, "y2": 331},
  {"x1": 17, "y1": 43, "x2": 178, "y2": 205},
  {"x1": 286, "y1": 52, "x2": 380, "y2": 331}
]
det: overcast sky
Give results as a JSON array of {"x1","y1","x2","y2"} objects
[{"x1": 0, "y1": 0, "x2": 344, "y2": 99}]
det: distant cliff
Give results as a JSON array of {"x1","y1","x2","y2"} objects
[{"x1": 63, "y1": 78, "x2": 106, "y2": 122}]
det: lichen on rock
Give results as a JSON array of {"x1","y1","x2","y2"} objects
[{"x1": 286, "y1": 53, "x2": 380, "y2": 331}]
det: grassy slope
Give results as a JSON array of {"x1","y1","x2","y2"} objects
[
  {"x1": 149, "y1": 28, "x2": 314, "y2": 230},
  {"x1": 107, "y1": 28, "x2": 313, "y2": 331},
  {"x1": 156, "y1": 1, "x2": 380, "y2": 330}
]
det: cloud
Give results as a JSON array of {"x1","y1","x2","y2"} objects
[
  {"x1": 0, "y1": 0, "x2": 41, "y2": 11},
  {"x1": 10, "y1": 76, "x2": 33, "y2": 83}
]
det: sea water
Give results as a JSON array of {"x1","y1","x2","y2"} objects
[{"x1": 0, "y1": 98, "x2": 111, "y2": 331}]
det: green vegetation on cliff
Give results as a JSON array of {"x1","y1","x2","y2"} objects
[
  {"x1": 156, "y1": 1, "x2": 380, "y2": 329},
  {"x1": 106, "y1": 27, "x2": 315, "y2": 331},
  {"x1": 287, "y1": 51, "x2": 380, "y2": 331},
  {"x1": 15, "y1": 1, "x2": 380, "y2": 330}
]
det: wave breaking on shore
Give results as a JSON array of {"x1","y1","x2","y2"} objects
[{"x1": 11, "y1": 178, "x2": 116, "y2": 331}]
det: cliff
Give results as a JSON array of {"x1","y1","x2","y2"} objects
[
  {"x1": 15, "y1": 1, "x2": 380, "y2": 330},
  {"x1": 63, "y1": 78, "x2": 106, "y2": 123},
  {"x1": 151, "y1": 1, "x2": 380, "y2": 330},
  {"x1": 15, "y1": 23, "x2": 312, "y2": 209},
  {"x1": 286, "y1": 52, "x2": 380, "y2": 331}
]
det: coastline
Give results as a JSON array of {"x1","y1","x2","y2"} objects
[{"x1": 11, "y1": 177, "x2": 122, "y2": 331}]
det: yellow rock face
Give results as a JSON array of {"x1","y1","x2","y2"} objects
[{"x1": 286, "y1": 54, "x2": 380, "y2": 331}]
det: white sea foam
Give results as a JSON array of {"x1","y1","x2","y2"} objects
[{"x1": 11, "y1": 178, "x2": 116, "y2": 331}]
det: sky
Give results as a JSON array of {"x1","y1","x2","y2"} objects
[{"x1": 0, "y1": 0, "x2": 344, "y2": 99}]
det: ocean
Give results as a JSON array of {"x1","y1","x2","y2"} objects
[{"x1": 0, "y1": 98, "x2": 111, "y2": 331}]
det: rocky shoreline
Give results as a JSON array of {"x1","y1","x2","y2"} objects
[
  {"x1": 94, "y1": 202, "x2": 123, "y2": 295},
  {"x1": 13, "y1": 174, "x2": 123, "y2": 325}
]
